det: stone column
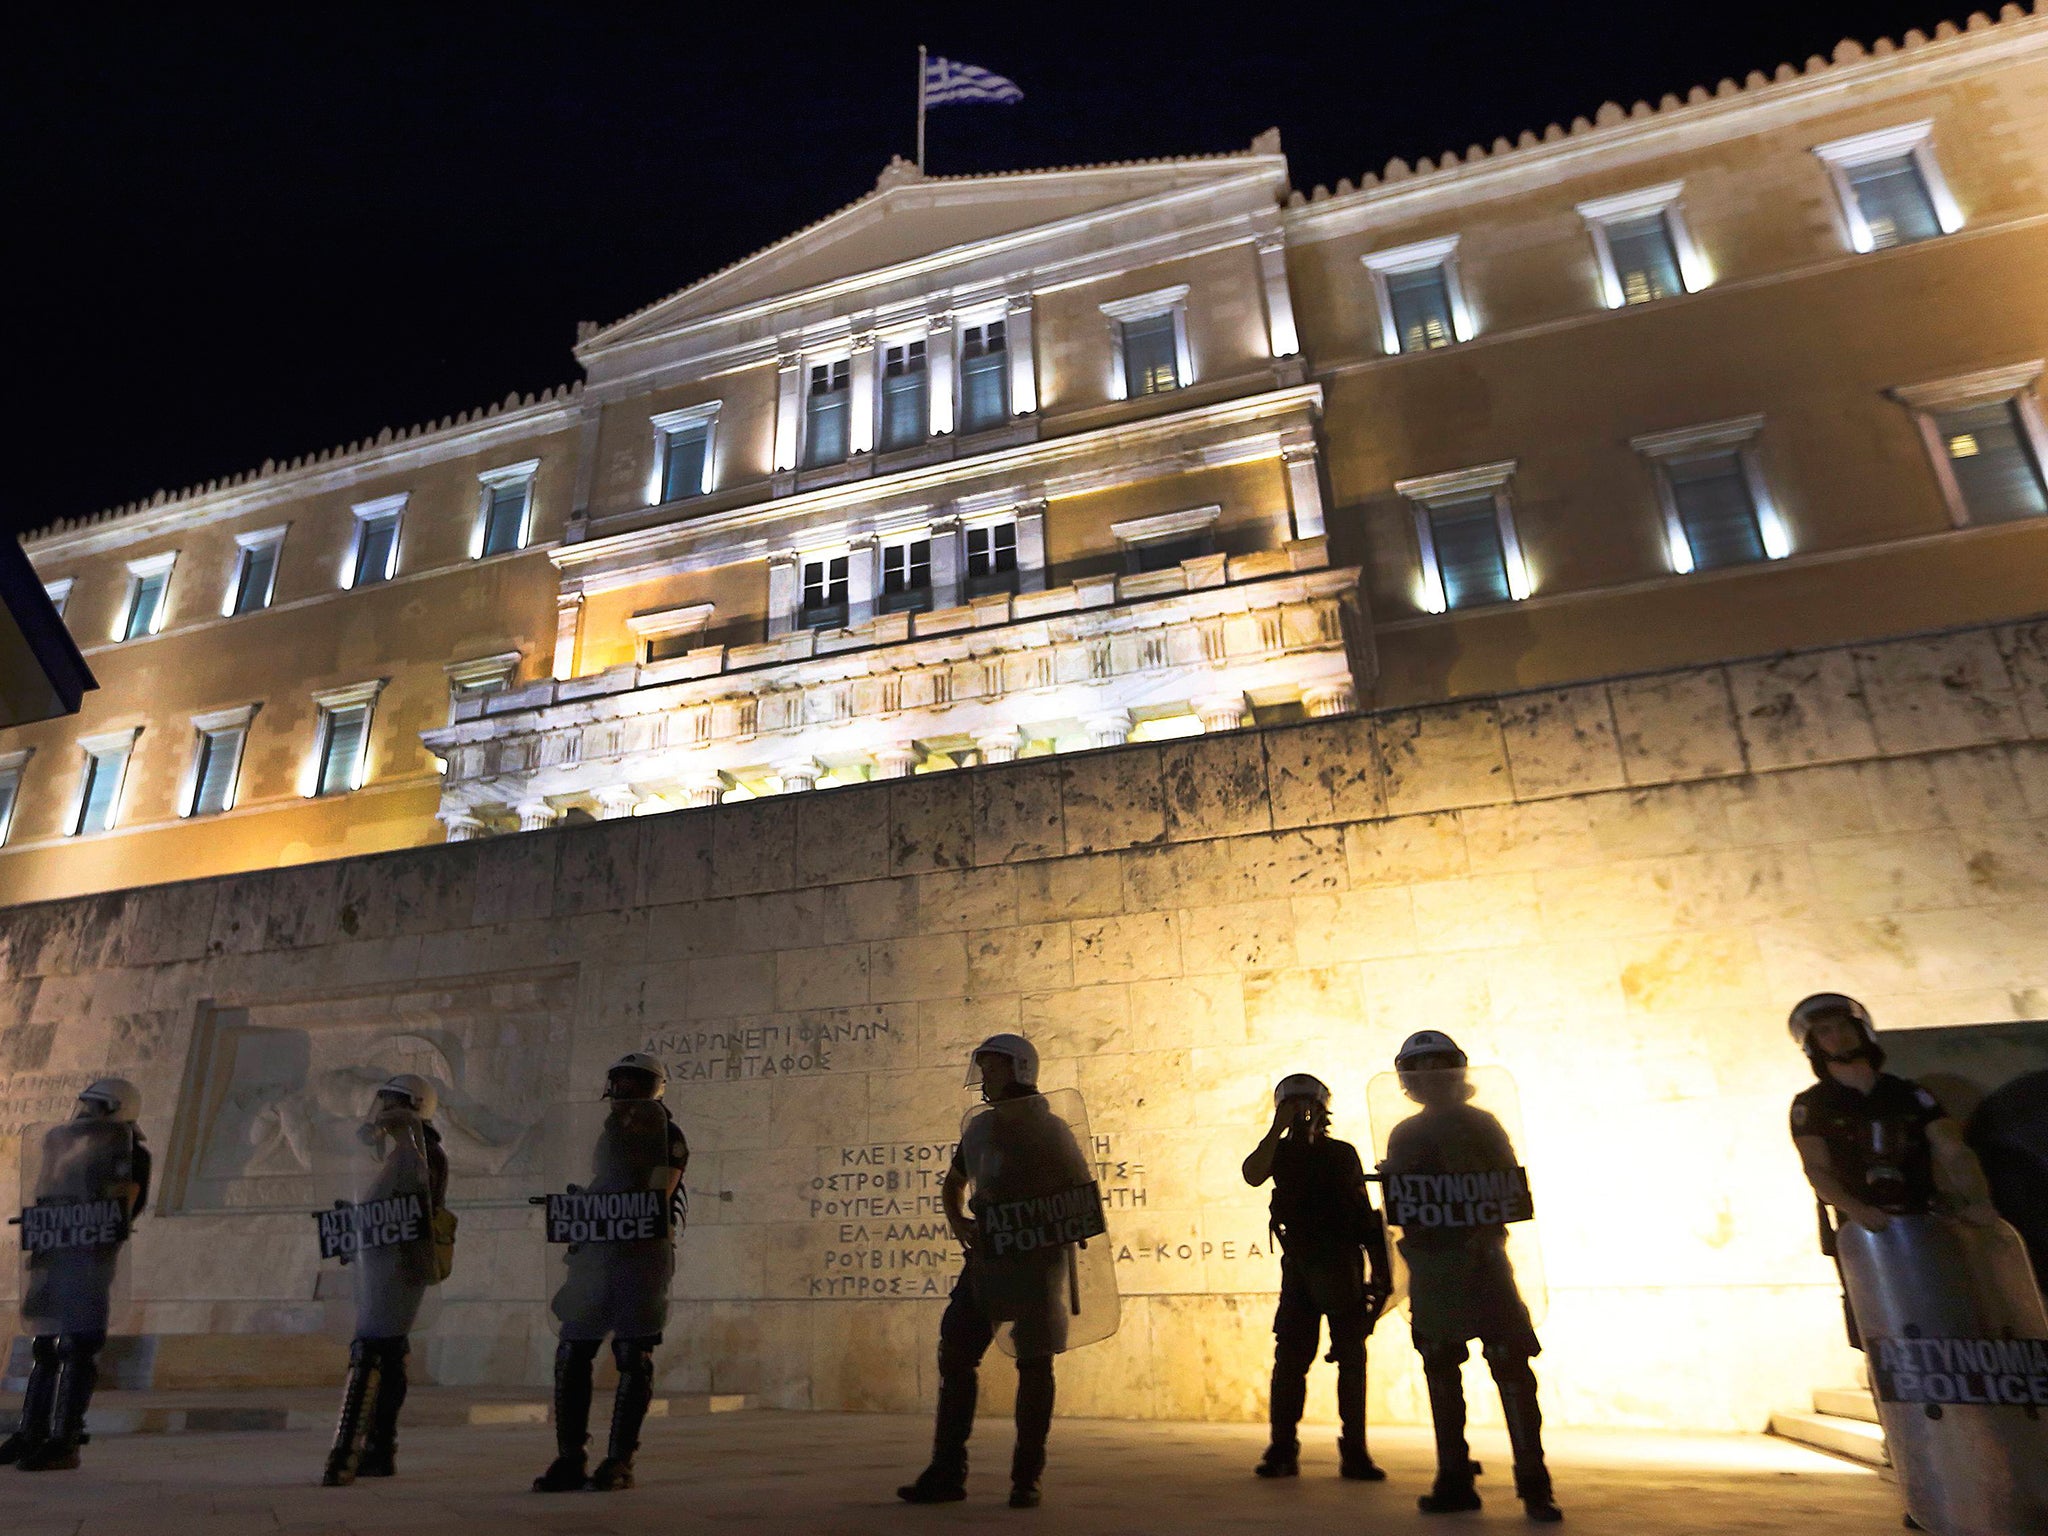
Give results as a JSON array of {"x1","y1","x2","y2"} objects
[
  {"x1": 552, "y1": 591, "x2": 584, "y2": 680},
  {"x1": 772, "y1": 350, "x2": 803, "y2": 471},
  {"x1": 929, "y1": 515, "x2": 963, "y2": 610},
  {"x1": 926, "y1": 310, "x2": 956, "y2": 435},
  {"x1": 438, "y1": 809, "x2": 486, "y2": 843},
  {"x1": 776, "y1": 757, "x2": 823, "y2": 794},
  {"x1": 516, "y1": 800, "x2": 558, "y2": 832},
  {"x1": 767, "y1": 553, "x2": 800, "y2": 639},
  {"x1": 593, "y1": 786, "x2": 639, "y2": 821},
  {"x1": 1301, "y1": 682, "x2": 1356, "y2": 718},
  {"x1": 975, "y1": 726, "x2": 1023, "y2": 764},
  {"x1": 848, "y1": 332, "x2": 878, "y2": 456},
  {"x1": 1258, "y1": 231, "x2": 1300, "y2": 358},
  {"x1": 1083, "y1": 709, "x2": 1133, "y2": 749},
  {"x1": 1006, "y1": 293, "x2": 1037, "y2": 415},
  {"x1": 1015, "y1": 502, "x2": 1048, "y2": 594},
  {"x1": 1196, "y1": 694, "x2": 1249, "y2": 733},
  {"x1": 680, "y1": 775, "x2": 725, "y2": 808},
  {"x1": 872, "y1": 743, "x2": 920, "y2": 779},
  {"x1": 1281, "y1": 427, "x2": 1328, "y2": 541}
]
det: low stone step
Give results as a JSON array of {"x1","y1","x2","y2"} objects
[
  {"x1": 1769, "y1": 1409, "x2": 1889, "y2": 1468},
  {"x1": 1812, "y1": 1385, "x2": 1879, "y2": 1424},
  {"x1": 1, "y1": 1389, "x2": 758, "y2": 1437}
]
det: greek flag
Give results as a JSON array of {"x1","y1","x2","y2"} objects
[{"x1": 923, "y1": 56, "x2": 1024, "y2": 107}]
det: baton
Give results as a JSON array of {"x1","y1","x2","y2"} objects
[{"x1": 1066, "y1": 1246, "x2": 1081, "y2": 1317}]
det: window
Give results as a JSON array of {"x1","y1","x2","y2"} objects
[
  {"x1": 477, "y1": 462, "x2": 537, "y2": 558},
  {"x1": 1362, "y1": 236, "x2": 1472, "y2": 356},
  {"x1": 0, "y1": 750, "x2": 29, "y2": 845},
  {"x1": 309, "y1": 682, "x2": 382, "y2": 797},
  {"x1": 959, "y1": 320, "x2": 1009, "y2": 432},
  {"x1": 72, "y1": 733, "x2": 136, "y2": 835},
  {"x1": 1101, "y1": 286, "x2": 1192, "y2": 400},
  {"x1": 626, "y1": 606, "x2": 712, "y2": 665},
  {"x1": 348, "y1": 497, "x2": 404, "y2": 587},
  {"x1": 1577, "y1": 184, "x2": 1707, "y2": 308},
  {"x1": 800, "y1": 555, "x2": 850, "y2": 629},
  {"x1": 803, "y1": 360, "x2": 852, "y2": 468},
  {"x1": 880, "y1": 537, "x2": 933, "y2": 614},
  {"x1": 879, "y1": 340, "x2": 929, "y2": 450},
  {"x1": 964, "y1": 520, "x2": 1019, "y2": 597},
  {"x1": 1396, "y1": 462, "x2": 1531, "y2": 613},
  {"x1": 445, "y1": 652, "x2": 521, "y2": 714},
  {"x1": 42, "y1": 579, "x2": 72, "y2": 619},
  {"x1": 187, "y1": 707, "x2": 255, "y2": 817},
  {"x1": 1891, "y1": 364, "x2": 2048, "y2": 527},
  {"x1": 225, "y1": 528, "x2": 284, "y2": 617},
  {"x1": 119, "y1": 553, "x2": 175, "y2": 641},
  {"x1": 1112, "y1": 507, "x2": 1219, "y2": 575},
  {"x1": 1633, "y1": 417, "x2": 1789, "y2": 574},
  {"x1": 650, "y1": 404, "x2": 719, "y2": 503},
  {"x1": 1815, "y1": 122, "x2": 1961, "y2": 253}
]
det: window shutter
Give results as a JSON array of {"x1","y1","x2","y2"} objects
[
  {"x1": 0, "y1": 769, "x2": 20, "y2": 843},
  {"x1": 78, "y1": 750, "x2": 125, "y2": 833},
  {"x1": 125, "y1": 572, "x2": 167, "y2": 639},
  {"x1": 234, "y1": 544, "x2": 277, "y2": 614},
  {"x1": 1848, "y1": 156, "x2": 1941, "y2": 249},
  {"x1": 1121, "y1": 313, "x2": 1179, "y2": 396},
  {"x1": 1386, "y1": 267, "x2": 1456, "y2": 352},
  {"x1": 482, "y1": 482, "x2": 528, "y2": 556},
  {"x1": 355, "y1": 517, "x2": 397, "y2": 585},
  {"x1": 192, "y1": 728, "x2": 243, "y2": 815},
  {"x1": 1604, "y1": 212, "x2": 1684, "y2": 304},
  {"x1": 662, "y1": 424, "x2": 709, "y2": 501},
  {"x1": 1428, "y1": 497, "x2": 1512, "y2": 607},
  {"x1": 319, "y1": 706, "x2": 369, "y2": 795},
  {"x1": 1667, "y1": 453, "x2": 1766, "y2": 569},
  {"x1": 1936, "y1": 402, "x2": 2048, "y2": 524}
]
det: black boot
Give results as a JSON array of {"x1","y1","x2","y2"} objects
[
  {"x1": 1, "y1": 1338, "x2": 59, "y2": 1465},
  {"x1": 1008, "y1": 1355, "x2": 1053, "y2": 1508},
  {"x1": 20, "y1": 1336, "x2": 102, "y2": 1473},
  {"x1": 1253, "y1": 1440, "x2": 1300, "y2": 1478},
  {"x1": 1417, "y1": 1345, "x2": 1480, "y2": 1514},
  {"x1": 356, "y1": 1340, "x2": 407, "y2": 1478},
  {"x1": 320, "y1": 1341, "x2": 380, "y2": 1486},
  {"x1": 1334, "y1": 1327, "x2": 1381, "y2": 1480},
  {"x1": 533, "y1": 1340, "x2": 595, "y2": 1492},
  {"x1": 1338, "y1": 1435, "x2": 1386, "y2": 1482},
  {"x1": 898, "y1": 1335, "x2": 976, "y2": 1502},
  {"x1": 589, "y1": 1339, "x2": 654, "y2": 1491},
  {"x1": 1489, "y1": 1348, "x2": 1560, "y2": 1523}
]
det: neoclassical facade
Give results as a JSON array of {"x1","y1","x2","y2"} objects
[{"x1": 4, "y1": 10, "x2": 2046, "y2": 901}]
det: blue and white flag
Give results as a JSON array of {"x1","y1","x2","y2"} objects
[{"x1": 923, "y1": 56, "x2": 1024, "y2": 107}]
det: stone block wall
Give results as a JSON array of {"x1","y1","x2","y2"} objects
[{"x1": 2, "y1": 617, "x2": 2045, "y2": 1433}]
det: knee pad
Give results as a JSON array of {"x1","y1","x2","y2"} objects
[
  {"x1": 611, "y1": 1337, "x2": 656, "y2": 1377},
  {"x1": 1418, "y1": 1340, "x2": 1469, "y2": 1375},
  {"x1": 31, "y1": 1335, "x2": 60, "y2": 1365},
  {"x1": 1015, "y1": 1355, "x2": 1053, "y2": 1385},
  {"x1": 55, "y1": 1333, "x2": 105, "y2": 1366},
  {"x1": 555, "y1": 1337, "x2": 602, "y2": 1368},
  {"x1": 1482, "y1": 1342, "x2": 1537, "y2": 1385}
]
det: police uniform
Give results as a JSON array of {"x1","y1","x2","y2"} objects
[{"x1": 1264, "y1": 1133, "x2": 1389, "y2": 1471}]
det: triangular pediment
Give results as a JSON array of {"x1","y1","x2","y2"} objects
[{"x1": 585, "y1": 149, "x2": 1284, "y2": 350}]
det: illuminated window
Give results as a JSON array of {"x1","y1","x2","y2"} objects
[
  {"x1": 1577, "y1": 184, "x2": 1707, "y2": 309},
  {"x1": 1101, "y1": 286, "x2": 1192, "y2": 400},
  {"x1": 310, "y1": 681, "x2": 381, "y2": 797},
  {"x1": 1112, "y1": 507, "x2": 1219, "y2": 575},
  {"x1": 187, "y1": 707, "x2": 256, "y2": 816},
  {"x1": 225, "y1": 528, "x2": 284, "y2": 616},
  {"x1": 880, "y1": 536, "x2": 933, "y2": 614},
  {"x1": 1633, "y1": 417, "x2": 1789, "y2": 574},
  {"x1": 1891, "y1": 364, "x2": 2048, "y2": 528},
  {"x1": 348, "y1": 497, "x2": 405, "y2": 587},
  {"x1": 800, "y1": 554, "x2": 850, "y2": 629},
  {"x1": 72, "y1": 732, "x2": 137, "y2": 835},
  {"x1": 119, "y1": 553, "x2": 175, "y2": 641},
  {"x1": 1362, "y1": 236, "x2": 1473, "y2": 356},
  {"x1": 650, "y1": 403, "x2": 718, "y2": 504},
  {"x1": 880, "y1": 340, "x2": 929, "y2": 450},
  {"x1": 477, "y1": 463, "x2": 537, "y2": 558},
  {"x1": 1396, "y1": 463, "x2": 1530, "y2": 613},
  {"x1": 803, "y1": 360, "x2": 852, "y2": 468},
  {"x1": 0, "y1": 750, "x2": 29, "y2": 846},
  {"x1": 959, "y1": 321, "x2": 1009, "y2": 432},
  {"x1": 964, "y1": 519, "x2": 1018, "y2": 597},
  {"x1": 1814, "y1": 122, "x2": 1961, "y2": 254}
]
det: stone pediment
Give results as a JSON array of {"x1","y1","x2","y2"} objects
[{"x1": 581, "y1": 144, "x2": 1286, "y2": 352}]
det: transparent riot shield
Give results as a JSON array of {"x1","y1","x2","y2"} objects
[
  {"x1": 312, "y1": 1104, "x2": 443, "y2": 1342},
  {"x1": 15, "y1": 1119, "x2": 138, "y2": 1337},
  {"x1": 1838, "y1": 1213, "x2": 2048, "y2": 1536},
  {"x1": 959, "y1": 1089, "x2": 1119, "y2": 1358},
  {"x1": 1367, "y1": 1065, "x2": 1548, "y2": 1332},
  {"x1": 536, "y1": 1099, "x2": 678, "y2": 1342}
]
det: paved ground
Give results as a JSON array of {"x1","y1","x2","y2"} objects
[{"x1": 2, "y1": 1411, "x2": 1902, "y2": 1535}]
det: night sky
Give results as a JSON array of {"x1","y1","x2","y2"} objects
[{"x1": 10, "y1": 2, "x2": 1957, "y2": 537}]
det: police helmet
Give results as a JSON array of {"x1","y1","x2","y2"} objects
[
  {"x1": 605, "y1": 1052, "x2": 668, "y2": 1100},
  {"x1": 1395, "y1": 1030, "x2": 1468, "y2": 1069},
  {"x1": 966, "y1": 1033, "x2": 1039, "y2": 1089},
  {"x1": 1788, "y1": 993, "x2": 1883, "y2": 1073},
  {"x1": 377, "y1": 1073, "x2": 438, "y2": 1119},
  {"x1": 76, "y1": 1077, "x2": 141, "y2": 1124},
  {"x1": 1273, "y1": 1073, "x2": 1332, "y2": 1108}
]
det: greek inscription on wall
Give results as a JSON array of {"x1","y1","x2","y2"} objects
[{"x1": 643, "y1": 1017, "x2": 894, "y2": 1082}]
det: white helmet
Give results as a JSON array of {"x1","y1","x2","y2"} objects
[
  {"x1": 1395, "y1": 1030, "x2": 1468, "y2": 1069},
  {"x1": 76, "y1": 1078, "x2": 141, "y2": 1124},
  {"x1": 378, "y1": 1073, "x2": 438, "y2": 1119},
  {"x1": 1788, "y1": 993, "x2": 1874, "y2": 1047},
  {"x1": 606, "y1": 1052, "x2": 668, "y2": 1100},
  {"x1": 1273, "y1": 1073, "x2": 1331, "y2": 1108},
  {"x1": 966, "y1": 1033, "x2": 1039, "y2": 1089}
]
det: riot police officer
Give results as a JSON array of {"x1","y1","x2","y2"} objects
[
  {"x1": 1242, "y1": 1072, "x2": 1390, "y2": 1481},
  {"x1": 322, "y1": 1074, "x2": 450, "y2": 1486},
  {"x1": 533, "y1": 1053, "x2": 688, "y2": 1494},
  {"x1": 1381, "y1": 1033, "x2": 1561, "y2": 1523},
  {"x1": 1787, "y1": 994, "x2": 1998, "y2": 1339},
  {"x1": 898, "y1": 1033, "x2": 1097, "y2": 1510},
  {"x1": 3, "y1": 1078, "x2": 150, "y2": 1472}
]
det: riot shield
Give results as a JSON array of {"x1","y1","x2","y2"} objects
[
  {"x1": 1367, "y1": 1064, "x2": 1548, "y2": 1333},
  {"x1": 312, "y1": 1104, "x2": 443, "y2": 1342},
  {"x1": 15, "y1": 1119, "x2": 137, "y2": 1337},
  {"x1": 537, "y1": 1099, "x2": 678, "y2": 1342},
  {"x1": 958, "y1": 1089, "x2": 1119, "y2": 1358},
  {"x1": 1837, "y1": 1213, "x2": 2048, "y2": 1536}
]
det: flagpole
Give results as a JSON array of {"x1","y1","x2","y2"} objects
[{"x1": 915, "y1": 45, "x2": 927, "y2": 172}]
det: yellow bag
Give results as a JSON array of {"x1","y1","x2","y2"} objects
[{"x1": 431, "y1": 1206, "x2": 458, "y2": 1284}]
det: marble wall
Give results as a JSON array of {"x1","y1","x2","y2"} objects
[{"x1": 4, "y1": 617, "x2": 2046, "y2": 1432}]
